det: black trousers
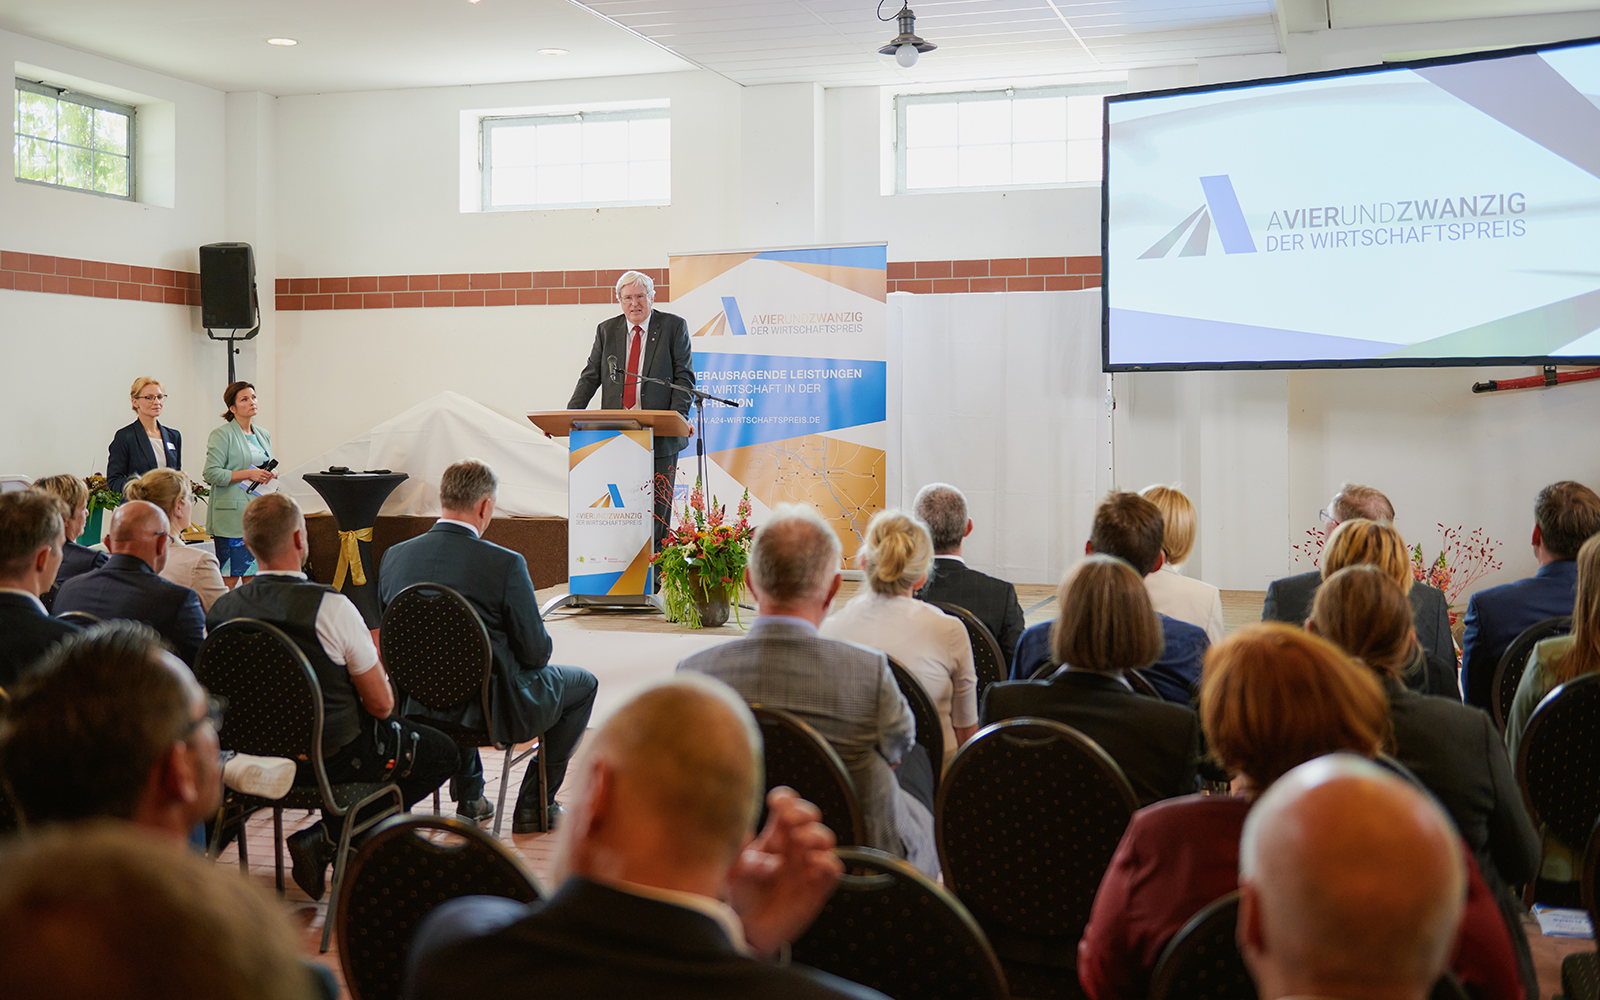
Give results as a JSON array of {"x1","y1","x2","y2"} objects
[
  {"x1": 450, "y1": 663, "x2": 599, "y2": 809},
  {"x1": 302, "y1": 713, "x2": 459, "y2": 838}
]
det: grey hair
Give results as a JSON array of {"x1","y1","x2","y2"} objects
[
  {"x1": 616, "y1": 270, "x2": 655, "y2": 300},
  {"x1": 1332, "y1": 483, "x2": 1394, "y2": 524},
  {"x1": 913, "y1": 483, "x2": 967, "y2": 553},
  {"x1": 439, "y1": 459, "x2": 498, "y2": 511},
  {"x1": 749, "y1": 504, "x2": 842, "y2": 603}
]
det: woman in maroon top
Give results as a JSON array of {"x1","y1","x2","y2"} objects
[{"x1": 1077, "y1": 623, "x2": 1523, "y2": 1000}]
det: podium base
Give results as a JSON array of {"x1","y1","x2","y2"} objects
[{"x1": 541, "y1": 592, "x2": 665, "y2": 617}]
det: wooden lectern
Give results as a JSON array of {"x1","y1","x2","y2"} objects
[{"x1": 529, "y1": 410, "x2": 692, "y2": 615}]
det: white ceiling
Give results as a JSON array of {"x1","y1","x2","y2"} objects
[{"x1": 0, "y1": 0, "x2": 1593, "y2": 96}]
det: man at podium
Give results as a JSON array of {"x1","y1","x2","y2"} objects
[{"x1": 567, "y1": 270, "x2": 695, "y2": 551}]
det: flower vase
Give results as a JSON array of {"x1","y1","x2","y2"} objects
[
  {"x1": 78, "y1": 506, "x2": 105, "y2": 546},
  {"x1": 687, "y1": 570, "x2": 731, "y2": 628}
]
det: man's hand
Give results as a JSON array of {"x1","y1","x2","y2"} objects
[{"x1": 727, "y1": 787, "x2": 842, "y2": 960}]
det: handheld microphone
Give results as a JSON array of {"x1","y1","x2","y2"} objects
[
  {"x1": 243, "y1": 458, "x2": 279, "y2": 495},
  {"x1": 607, "y1": 355, "x2": 618, "y2": 383}
]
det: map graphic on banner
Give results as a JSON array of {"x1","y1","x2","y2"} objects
[{"x1": 668, "y1": 245, "x2": 887, "y2": 559}]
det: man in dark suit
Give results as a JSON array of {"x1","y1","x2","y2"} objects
[
  {"x1": 403, "y1": 676, "x2": 887, "y2": 1000},
  {"x1": 379, "y1": 460, "x2": 597, "y2": 833},
  {"x1": 912, "y1": 482, "x2": 1025, "y2": 666},
  {"x1": 567, "y1": 270, "x2": 695, "y2": 551},
  {"x1": 1011, "y1": 491, "x2": 1209, "y2": 705},
  {"x1": 1460, "y1": 480, "x2": 1600, "y2": 711},
  {"x1": 1263, "y1": 483, "x2": 1453, "y2": 665},
  {"x1": 0, "y1": 490, "x2": 79, "y2": 687},
  {"x1": 54, "y1": 500, "x2": 204, "y2": 665}
]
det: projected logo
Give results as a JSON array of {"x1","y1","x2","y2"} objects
[
  {"x1": 1140, "y1": 175, "x2": 1259, "y2": 259},
  {"x1": 588, "y1": 485, "x2": 626, "y2": 508}
]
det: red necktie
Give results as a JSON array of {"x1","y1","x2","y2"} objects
[{"x1": 623, "y1": 325, "x2": 643, "y2": 409}]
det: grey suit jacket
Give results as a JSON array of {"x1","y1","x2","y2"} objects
[
  {"x1": 676, "y1": 617, "x2": 914, "y2": 855},
  {"x1": 1264, "y1": 569, "x2": 1455, "y2": 665},
  {"x1": 567, "y1": 311, "x2": 695, "y2": 458}
]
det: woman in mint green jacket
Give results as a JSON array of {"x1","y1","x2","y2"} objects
[{"x1": 203, "y1": 381, "x2": 277, "y2": 584}]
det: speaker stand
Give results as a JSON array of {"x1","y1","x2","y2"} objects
[{"x1": 206, "y1": 279, "x2": 261, "y2": 385}]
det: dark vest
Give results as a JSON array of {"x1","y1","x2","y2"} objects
[{"x1": 210, "y1": 575, "x2": 362, "y2": 754}]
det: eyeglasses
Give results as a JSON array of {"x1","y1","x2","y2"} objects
[
  {"x1": 136, "y1": 394, "x2": 168, "y2": 402},
  {"x1": 1317, "y1": 508, "x2": 1337, "y2": 527},
  {"x1": 187, "y1": 694, "x2": 228, "y2": 735}
]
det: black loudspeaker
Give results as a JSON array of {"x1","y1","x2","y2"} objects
[{"x1": 200, "y1": 242, "x2": 256, "y2": 330}]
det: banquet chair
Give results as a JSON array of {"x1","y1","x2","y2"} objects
[
  {"x1": 1026, "y1": 660, "x2": 1162, "y2": 700},
  {"x1": 1147, "y1": 892, "x2": 1252, "y2": 1000},
  {"x1": 792, "y1": 846, "x2": 1009, "y2": 1000},
  {"x1": 335, "y1": 814, "x2": 541, "y2": 1000},
  {"x1": 931, "y1": 601, "x2": 1006, "y2": 702},
  {"x1": 937, "y1": 718, "x2": 1138, "y2": 999},
  {"x1": 380, "y1": 583, "x2": 545, "y2": 836},
  {"x1": 750, "y1": 705, "x2": 866, "y2": 848},
  {"x1": 1514, "y1": 672, "x2": 1600, "y2": 856},
  {"x1": 197, "y1": 618, "x2": 403, "y2": 952},
  {"x1": 888, "y1": 655, "x2": 945, "y2": 795},
  {"x1": 1561, "y1": 816, "x2": 1600, "y2": 1000},
  {"x1": 1492, "y1": 615, "x2": 1572, "y2": 733},
  {"x1": 53, "y1": 610, "x2": 100, "y2": 628}
]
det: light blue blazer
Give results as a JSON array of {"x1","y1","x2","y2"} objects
[{"x1": 203, "y1": 421, "x2": 273, "y2": 539}]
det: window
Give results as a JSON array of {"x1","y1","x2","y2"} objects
[
  {"x1": 895, "y1": 86, "x2": 1116, "y2": 193},
  {"x1": 482, "y1": 106, "x2": 669, "y2": 211},
  {"x1": 14, "y1": 79, "x2": 135, "y2": 200}
]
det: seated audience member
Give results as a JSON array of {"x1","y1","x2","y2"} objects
[
  {"x1": 983, "y1": 555, "x2": 1199, "y2": 805},
  {"x1": 124, "y1": 468, "x2": 228, "y2": 612},
  {"x1": 1238, "y1": 756, "x2": 1467, "y2": 1000},
  {"x1": 379, "y1": 459, "x2": 596, "y2": 832},
  {"x1": 32, "y1": 472, "x2": 107, "y2": 607},
  {"x1": 1463, "y1": 480, "x2": 1600, "y2": 711},
  {"x1": 677, "y1": 504, "x2": 935, "y2": 874},
  {"x1": 1012, "y1": 491, "x2": 1208, "y2": 704},
  {"x1": 1262, "y1": 483, "x2": 1453, "y2": 666},
  {"x1": 404, "y1": 676, "x2": 889, "y2": 1000},
  {"x1": 0, "y1": 490, "x2": 77, "y2": 688},
  {"x1": 1138, "y1": 484, "x2": 1223, "y2": 642},
  {"x1": 822, "y1": 508, "x2": 978, "y2": 771},
  {"x1": 0, "y1": 824, "x2": 319, "y2": 1000},
  {"x1": 912, "y1": 483, "x2": 1026, "y2": 665},
  {"x1": 212, "y1": 493, "x2": 458, "y2": 901},
  {"x1": 1309, "y1": 565, "x2": 1538, "y2": 995},
  {"x1": 54, "y1": 499, "x2": 205, "y2": 665},
  {"x1": 1077, "y1": 623, "x2": 1522, "y2": 1000},
  {"x1": 1321, "y1": 519, "x2": 1458, "y2": 698}
]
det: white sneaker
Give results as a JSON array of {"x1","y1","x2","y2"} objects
[{"x1": 222, "y1": 752, "x2": 297, "y2": 799}]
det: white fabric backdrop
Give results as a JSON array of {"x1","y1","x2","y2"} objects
[{"x1": 889, "y1": 289, "x2": 1111, "y2": 587}]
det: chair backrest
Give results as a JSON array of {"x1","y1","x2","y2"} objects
[
  {"x1": 1493, "y1": 615, "x2": 1573, "y2": 732},
  {"x1": 792, "y1": 846, "x2": 1008, "y2": 1000},
  {"x1": 1025, "y1": 660, "x2": 1160, "y2": 700},
  {"x1": 931, "y1": 601, "x2": 1005, "y2": 702},
  {"x1": 1516, "y1": 672, "x2": 1600, "y2": 850},
  {"x1": 196, "y1": 618, "x2": 328, "y2": 787},
  {"x1": 336, "y1": 814, "x2": 541, "y2": 1000},
  {"x1": 936, "y1": 718, "x2": 1138, "y2": 965},
  {"x1": 887, "y1": 656, "x2": 945, "y2": 791},
  {"x1": 1147, "y1": 892, "x2": 1252, "y2": 1000},
  {"x1": 1582, "y1": 814, "x2": 1600, "y2": 938},
  {"x1": 379, "y1": 583, "x2": 493, "y2": 724},
  {"x1": 750, "y1": 705, "x2": 866, "y2": 848},
  {"x1": 54, "y1": 610, "x2": 99, "y2": 627}
]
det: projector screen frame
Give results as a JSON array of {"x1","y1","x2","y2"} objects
[{"x1": 1100, "y1": 33, "x2": 1600, "y2": 374}]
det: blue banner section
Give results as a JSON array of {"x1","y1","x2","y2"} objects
[
  {"x1": 753, "y1": 246, "x2": 888, "y2": 271},
  {"x1": 695, "y1": 354, "x2": 887, "y2": 452},
  {"x1": 570, "y1": 429, "x2": 621, "y2": 451},
  {"x1": 570, "y1": 569, "x2": 624, "y2": 596},
  {"x1": 721, "y1": 297, "x2": 748, "y2": 336},
  {"x1": 607, "y1": 483, "x2": 624, "y2": 507}
]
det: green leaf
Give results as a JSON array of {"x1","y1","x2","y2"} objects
[
  {"x1": 95, "y1": 108, "x2": 127, "y2": 154},
  {"x1": 16, "y1": 91, "x2": 56, "y2": 140},
  {"x1": 59, "y1": 144, "x2": 91, "y2": 190},
  {"x1": 59, "y1": 101, "x2": 91, "y2": 148},
  {"x1": 93, "y1": 153, "x2": 128, "y2": 195},
  {"x1": 16, "y1": 136, "x2": 56, "y2": 181}
]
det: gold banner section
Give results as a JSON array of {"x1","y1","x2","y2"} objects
[{"x1": 333, "y1": 527, "x2": 374, "y2": 590}]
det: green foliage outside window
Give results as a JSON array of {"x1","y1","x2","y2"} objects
[{"x1": 14, "y1": 81, "x2": 134, "y2": 199}]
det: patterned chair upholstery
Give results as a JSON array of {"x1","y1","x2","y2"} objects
[
  {"x1": 937, "y1": 718, "x2": 1138, "y2": 999},
  {"x1": 380, "y1": 583, "x2": 545, "y2": 836},
  {"x1": 792, "y1": 846, "x2": 1008, "y2": 1000},
  {"x1": 1561, "y1": 816, "x2": 1600, "y2": 1000},
  {"x1": 750, "y1": 705, "x2": 866, "y2": 848},
  {"x1": 931, "y1": 601, "x2": 1006, "y2": 702},
  {"x1": 336, "y1": 814, "x2": 541, "y2": 1000},
  {"x1": 1515, "y1": 672, "x2": 1600, "y2": 852},
  {"x1": 197, "y1": 618, "x2": 403, "y2": 952},
  {"x1": 888, "y1": 655, "x2": 945, "y2": 795},
  {"x1": 1147, "y1": 892, "x2": 1251, "y2": 1000},
  {"x1": 1492, "y1": 615, "x2": 1572, "y2": 732}
]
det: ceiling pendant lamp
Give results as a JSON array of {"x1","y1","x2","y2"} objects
[{"x1": 877, "y1": 4, "x2": 936, "y2": 68}]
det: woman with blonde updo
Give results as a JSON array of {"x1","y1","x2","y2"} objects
[
  {"x1": 1321, "y1": 518, "x2": 1457, "y2": 698},
  {"x1": 821, "y1": 509, "x2": 978, "y2": 771},
  {"x1": 124, "y1": 468, "x2": 228, "y2": 611},
  {"x1": 1139, "y1": 484, "x2": 1223, "y2": 642},
  {"x1": 106, "y1": 376, "x2": 181, "y2": 494},
  {"x1": 32, "y1": 473, "x2": 108, "y2": 607}
]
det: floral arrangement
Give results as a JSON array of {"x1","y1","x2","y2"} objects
[
  {"x1": 1411, "y1": 524, "x2": 1503, "y2": 612},
  {"x1": 1290, "y1": 525, "x2": 1328, "y2": 568},
  {"x1": 654, "y1": 480, "x2": 755, "y2": 628},
  {"x1": 190, "y1": 477, "x2": 210, "y2": 501},
  {"x1": 83, "y1": 474, "x2": 123, "y2": 513}
]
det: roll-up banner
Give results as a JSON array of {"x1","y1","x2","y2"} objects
[
  {"x1": 668, "y1": 244, "x2": 888, "y2": 560},
  {"x1": 567, "y1": 427, "x2": 655, "y2": 597}
]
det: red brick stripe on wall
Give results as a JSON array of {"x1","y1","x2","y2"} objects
[
  {"x1": 0, "y1": 250, "x2": 200, "y2": 305},
  {"x1": 275, "y1": 268, "x2": 672, "y2": 312},
  {"x1": 885, "y1": 256, "x2": 1101, "y2": 294}
]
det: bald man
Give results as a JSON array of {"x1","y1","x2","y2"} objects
[
  {"x1": 55, "y1": 500, "x2": 205, "y2": 664},
  {"x1": 1239, "y1": 755, "x2": 1467, "y2": 1000},
  {"x1": 405, "y1": 676, "x2": 887, "y2": 1000}
]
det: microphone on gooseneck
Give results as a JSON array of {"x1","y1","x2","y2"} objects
[{"x1": 607, "y1": 355, "x2": 618, "y2": 383}]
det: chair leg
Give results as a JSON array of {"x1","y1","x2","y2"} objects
[
  {"x1": 492, "y1": 744, "x2": 515, "y2": 838},
  {"x1": 432, "y1": 788, "x2": 441, "y2": 817},
  {"x1": 537, "y1": 742, "x2": 549, "y2": 833},
  {"x1": 273, "y1": 808, "x2": 284, "y2": 895},
  {"x1": 321, "y1": 812, "x2": 358, "y2": 954}
]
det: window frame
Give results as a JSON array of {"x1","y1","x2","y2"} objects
[
  {"x1": 893, "y1": 83, "x2": 1121, "y2": 195},
  {"x1": 480, "y1": 105, "x2": 670, "y2": 212},
  {"x1": 14, "y1": 78, "x2": 137, "y2": 201}
]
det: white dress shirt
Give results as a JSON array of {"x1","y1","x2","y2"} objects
[{"x1": 254, "y1": 570, "x2": 379, "y2": 676}]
